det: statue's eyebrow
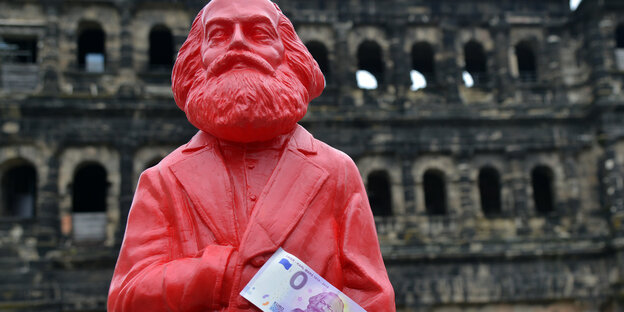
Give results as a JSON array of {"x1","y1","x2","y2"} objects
[{"x1": 205, "y1": 15, "x2": 276, "y2": 28}]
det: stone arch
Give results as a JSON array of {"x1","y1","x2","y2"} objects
[
  {"x1": 77, "y1": 20, "x2": 106, "y2": 71},
  {"x1": 149, "y1": 24, "x2": 174, "y2": 70},
  {"x1": 413, "y1": 156, "x2": 459, "y2": 216},
  {"x1": 411, "y1": 41, "x2": 435, "y2": 84},
  {"x1": 423, "y1": 169, "x2": 447, "y2": 216},
  {"x1": 531, "y1": 165, "x2": 555, "y2": 215},
  {"x1": 357, "y1": 156, "x2": 405, "y2": 216},
  {"x1": 59, "y1": 147, "x2": 120, "y2": 246},
  {"x1": 515, "y1": 40, "x2": 537, "y2": 82},
  {"x1": 524, "y1": 154, "x2": 565, "y2": 217},
  {"x1": 616, "y1": 23, "x2": 624, "y2": 48},
  {"x1": 366, "y1": 170, "x2": 393, "y2": 217},
  {"x1": 0, "y1": 146, "x2": 50, "y2": 220},
  {"x1": 305, "y1": 40, "x2": 331, "y2": 82},
  {"x1": 463, "y1": 40, "x2": 488, "y2": 84},
  {"x1": 357, "y1": 40, "x2": 385, "y2": 86},
  {"x1": 132, "y1": 7, "x2": 191, "y2": 73},
  {"x1": 478, "y1": 166, "x2": 502, "y2": 217},
  {"x1": 1, "y1": 159, "x2": 37, "y2": 218},
  {"x1": 469, "y1": 155, "x2": 511, "y2": 218}
]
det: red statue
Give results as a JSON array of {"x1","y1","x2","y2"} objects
[{"x1": 108, "y1": 0, "x2": 395, "y2": 311}]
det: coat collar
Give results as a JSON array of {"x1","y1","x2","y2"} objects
[{"x1": 182, "y1": 124, "x2": 317, "y2": 155}]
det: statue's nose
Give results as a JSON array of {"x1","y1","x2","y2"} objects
[{"x1": 228, "y1": 24, "x2": 249, "y2": 51}]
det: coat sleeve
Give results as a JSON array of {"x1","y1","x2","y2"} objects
[
  {"x1": 339, "y1": 159, "x2": 396, "y2": 312},
  {"x1": 108, "y1": 167, "x2": 238, "y2": 312}
]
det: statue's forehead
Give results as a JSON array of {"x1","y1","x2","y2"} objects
[{"x1": 203, "y1": 0, "x2": 280, "y2": 26}]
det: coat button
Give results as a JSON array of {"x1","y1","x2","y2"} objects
[
  {"x1": 250, "y1": 256, "x2": 267, "y2": 267},
  {"x1": 250, "y1": 194, "x2": 257, "y2": 201}
]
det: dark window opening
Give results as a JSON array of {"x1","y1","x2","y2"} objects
[
  {"x1": 531, "y1": 166, "x2": 555, "y2": 214},
  {"x1": 478, "y1": 167, "x2": 502, "y2": 216},
  {"x1": 305, "y1": 41, "x2": 330, "y2": 82},
  {"x1": 1, "y1": 37, "x2": 37, "y2": 63},
  {"x1": 1, "y1": 163, "x2": 36, "y2": 218},
  {"x1": 73, "y1": 163, "x2": 108, "y2": 213},
  {"x1": 78, "y1": 21, "x2": 105, "y2": 72},
  {"x1": 464, "y1": 41, "x2": 487, "y2": 85},
  {"x1": 149, "y1": 25, "x2": 174, "y2": 71},
  {"x1": 424, "y1": 170, "x2": 446, "y2": 215},
  {"x1": 357, "y1": 40, "x2": 384, "y2": 86},
  {"x1": 367, "y1": 170, "x2": 392, "y2": 217},
  {"x1": 516, "y1": 41, "x2": 537, "y2": 82},
  {"x1": 616, "y1": 24, "x2": 624, "y2": 48},
  {"x1": 616, "y1": 24, "x2": 624, "y2": 70},
  {"x1": 411, "y1": 42, "x2": 435, "y2": 83}
]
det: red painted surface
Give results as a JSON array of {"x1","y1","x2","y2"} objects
[{"x1": 108, "y1": 0, "x2": 395, "y2": 311}]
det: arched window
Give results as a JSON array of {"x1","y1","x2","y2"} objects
[
  {"x1": 72, "y1": 163, "x2": 108, "y2": 241},
  {"x1": 478, "y1": 167, "x2": 501, "y2": 216},
  {"x1": 531, "y1": 166, "x2": 555, "y2": 214},
  {"x1": 367, "y1": 170, "x2": 392, "y2": 216},
  {"x1": 423, "y1": 169, "x2": 446, "y2": 215},
  {"x1": 464, "y1": 40, "x2": 487, "y2": 85},
  {"x1": 411, "y1": 41, "x2": 435, "y2": 85},
  {"x1": 2, "y1": 36, "x2": 38, "y2": 64},
  {"x1": 77, "y1": 21, "x2": 105, "y2": 72},
  {"x1": 616, "y1": 24, "x2": 624, "y2": 70},
  {"x1": 305, "y1": 41, "x2": 330, "y2": 82},
  {"x1": 515, "y1": 41, "x2": 537, "y2": 82},
  {"x1": 357, "y1": 40, "x2": 384, "y2": 89},
  {"x1": 616, "y1": 24, "x2": 624, "y2": 48},
  {"x1": 73, "y1": 163, "x2": 107, "y2": 213},
  {"x1": 149, "y1": 25, "x2": 174, "y2": 70},
  {"x1": 1, "y1": 163, "x2": 36, "y2": 218}
]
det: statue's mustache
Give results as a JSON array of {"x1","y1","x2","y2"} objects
[{"x1": 207, "y1": 51, "x2": 275, "y2": 76}]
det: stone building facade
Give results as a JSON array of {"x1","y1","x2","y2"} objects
[{"x1": 0, "y1": 0, "x2": 623, "y2": 311}]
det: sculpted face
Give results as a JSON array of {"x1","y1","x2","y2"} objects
[
  {"x1": 202, "y1": 0, "x2": 285, "y2": 76},
  {"x1": 172, "y1": 0, "x2": 325, "y2": 143},
  {"x1": 307, "y1": 292, "x2": 344, "y2": 312}
]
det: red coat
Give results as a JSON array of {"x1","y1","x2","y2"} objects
[{"x1": 108, "y1": 125, "x2": 395, "y2": 311}]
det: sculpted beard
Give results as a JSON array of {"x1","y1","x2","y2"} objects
[{"x1": 185, "y1": 54, "x2": 309, "y2": 143}]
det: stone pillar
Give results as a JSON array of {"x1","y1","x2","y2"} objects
[
  {"x1": 41, "y1": 1, "x2": 62, "y2": 94},
  {"x1": 492, "y1": 18, "x2": 513, "y2": 103},
  {"x1": 115, "y1": 144, "x2": 135, "y2": 247},
  {"x1": 400, "y1": 156, "x2": 416, "y2": 215},
  {"x1": 334, "y1": 22, "x2": 355, "y2": 107},
  {"x1": 439, "y1": 24, "x2": 461, "y2": 103},
  {"x1": 117, "y1": 5, "x2": 139, "y2": 98},
  {"x1": 507, "y1": 150, "x2": 530, "y2": 234},
  {"x1": 37, "y1": 154, "x2": 61, "y2": 253}
]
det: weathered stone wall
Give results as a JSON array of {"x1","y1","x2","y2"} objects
[{"x1": 0, "y1": 0, "x2": 623, "y2": 311}]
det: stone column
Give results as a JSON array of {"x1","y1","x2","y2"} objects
[
  {"x1": 41, "y1": 1, "x2": 62, "y2": 94},
  {"x1": 492, "y1": 17, "x2": 513, "y2": 103}
]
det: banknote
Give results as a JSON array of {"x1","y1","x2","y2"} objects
[{"x1": 241, "y1": 248, "x2": 367, "y2": 312}]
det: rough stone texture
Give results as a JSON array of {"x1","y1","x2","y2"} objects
[{"x1": 0, "y1": 0, "x2": 623, "y2": 311}]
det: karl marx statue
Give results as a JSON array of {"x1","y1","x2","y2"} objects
[{"x1": 108, "y1": 0, "x2": 395, "y2": 311}]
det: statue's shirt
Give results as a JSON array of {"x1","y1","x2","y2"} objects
[{"x1": 217, "y1": 131, "x2": 292, "y2": 238}]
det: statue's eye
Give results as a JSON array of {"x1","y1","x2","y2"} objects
[
  {"x1": 250, "y1": 26, "x2": 273, "y2": 42},
  {"x1": 208, "y1": 28, "x2": 228, "y2": 43}
]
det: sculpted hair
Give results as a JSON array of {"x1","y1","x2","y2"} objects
[{"x1": 172, "y1": 3, "x2": 325, "y2": 112}]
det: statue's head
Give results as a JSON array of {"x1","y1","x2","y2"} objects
[
  {"x1": 172, "y1": 0, "x2": 325, "y2": 143},
  {"x1": 307, "y1": 292, "x2": 344, "y2": 312}
]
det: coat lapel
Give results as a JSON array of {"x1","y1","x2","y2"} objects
[
  {"x1": 239, "y1": 126, "x2": 329, "y2": 261},
  {"x1": 170, "y1": 133, "x2": 239, "y2": 247}
]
